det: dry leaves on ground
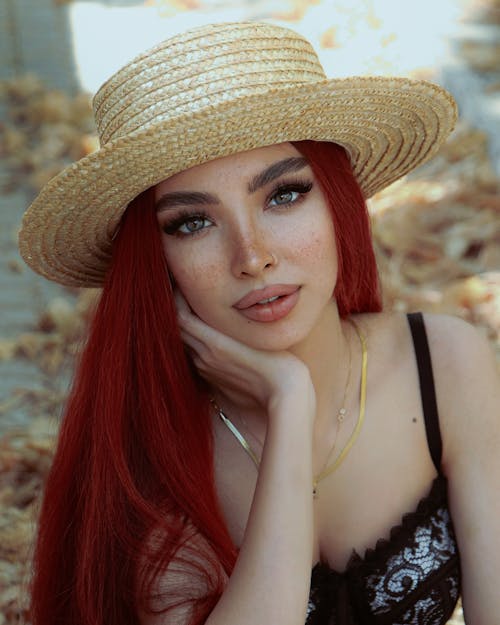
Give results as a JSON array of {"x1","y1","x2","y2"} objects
[
  {"x1": 371, "y1": 122, "x2": 500, "y2": 363},
  {"x1": 0, "y1": 75, "x2": 97, "y2": 195}
]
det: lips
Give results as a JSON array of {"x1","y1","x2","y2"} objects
[
  {"x1": 233, "y1": 285, "x2": 301, "y2": 323},
  {"x1": 233, "y1": 284, "x2": 300, "y2": 309}
]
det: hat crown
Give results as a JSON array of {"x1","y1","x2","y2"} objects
[{"x1": 93, "y1": 22, "x2": 326, "y2": 145}]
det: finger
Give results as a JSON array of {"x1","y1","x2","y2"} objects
[
  {"x1": 174, "y1": 288, "x2": 191, "y2": 315},
  {"x1": 176, "y1": 302, "x2": 222, "y2": 345},
  {"x1": 180, "y1": 329, "x2": 207, "y2": 355},
  {"x1": 181, "y1": 338, "x2": 216, "y2": 382},
  {"x1": 174, "y1": 290, "x2": 207, "y2": 334}
]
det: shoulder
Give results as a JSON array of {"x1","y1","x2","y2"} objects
[
  {"x1": 357, "y1": 310, "x2": 498, "y2": 391},
  {"x1": 420, "y1": 312, "x2": 497, "y2": 374},
  {"x1": 353, "y1": 311, "x2": 499, "y2": 459},
  {"x1": 420, "y1": 312, "x2": 499, "y2": 414},
  {"x1": 418, "y1": 312, "x2": 499, "y2": 470},
  {"x1": 354, "y1": 309, "x2": 495, "y2": 357}
]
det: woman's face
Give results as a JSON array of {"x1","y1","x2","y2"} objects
[{"x1": 155, "y1": 143, "x2": 338, "y2": 351}]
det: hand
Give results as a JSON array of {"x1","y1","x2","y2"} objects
[{"x1": 175, "y1": 291, "x2": 315, "y2": 417}]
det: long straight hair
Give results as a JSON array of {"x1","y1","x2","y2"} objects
[
  {"x1": 30, "y1": 141, "x2": 381, "y2": 625},
  {"x1": 292, "y1": 141, "x2": 381, "y2": 315}
]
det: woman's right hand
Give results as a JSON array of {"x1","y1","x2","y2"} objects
[
  {"x1": 175, "y1": 290, "x2": 316, "y2": 419},
  {"x1": 141, "y1": 292, "x2": 317, "y2": 625}
]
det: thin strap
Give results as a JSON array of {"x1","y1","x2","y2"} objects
[{"x1": 407, "y1": 312, "x2": 442, "y2": 473}]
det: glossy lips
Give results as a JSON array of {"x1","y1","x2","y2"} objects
[{"x1": 233, "y1": 285, "x2": 300, "y2": 322}]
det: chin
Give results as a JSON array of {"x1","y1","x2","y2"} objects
[{"x1": 230, "y1": 325, "x2": 310, "y2": 352}]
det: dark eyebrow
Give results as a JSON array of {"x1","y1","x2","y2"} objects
[
  {"x1": 155, "y1": 191, "x2": 220, "y2": 213},
  {"x1": 247, "y1": 157, "x2": 308, "y2": 193},
  {"x1": 155, "y1": 156, "x2": 309, "y2": 212}
]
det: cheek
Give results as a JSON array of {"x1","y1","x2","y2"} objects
[
  {"x1": 289, "y1": 222, "x2": 338, "y2": 269},
  {"x1": 291, "y1": 223, "x2": 339, "y2": 300},
  {"x1": 297, "y1": 234, "x2": 335, "y2": 261},
  {"x1": 163, "y1": 243, "x2": 226, "y2": 297},
  {"x1": 166, "y1": 255, "x2": 226, "y2": 324}
]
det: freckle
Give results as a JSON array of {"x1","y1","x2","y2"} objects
[{"x1": 412, "y1": 418, "x2": 417, "y2": 423}]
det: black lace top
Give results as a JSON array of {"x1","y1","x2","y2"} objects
[{"x1": 306, "y1": 313, "x2": 461, "y2": 625}]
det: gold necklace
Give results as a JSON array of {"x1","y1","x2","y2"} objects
[
  {"x1": 214, "y1": 318, "x2": 367, "y2": 498},
  {"x1": 220, "y1": 325, "x2": 352, "y2": 469},
  {"x1": 312, "y1": 324, "x2": 353, "y2": 491},
  {"x1": 312, "y1": 320, "x2": 367, "y2": 495}
]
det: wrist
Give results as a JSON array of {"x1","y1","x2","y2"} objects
[{"x1": 267, "y1": 384, "x2": 316, "y2": 433}]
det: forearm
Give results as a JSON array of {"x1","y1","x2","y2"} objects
[{"x1": 206, "y1": 394, "x2": 315, "y2": 625}]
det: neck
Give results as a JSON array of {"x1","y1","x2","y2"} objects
[
  {"x1": 289, "y1": 299, "x2": 352, "y2": 430},
  {"x1": 213, "y1": 299, "x2": 354, "y2": 433}
]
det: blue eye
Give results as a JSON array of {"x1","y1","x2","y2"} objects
[
  {"x1": 268, "y1": 181, "x2": 313, "y2": 208},
  {"x1": 270, "y1": 189, "x2": 300, "y2": 206},
  {"x1": 178, "y1": 216, "x2": 211, "y2": 234}
]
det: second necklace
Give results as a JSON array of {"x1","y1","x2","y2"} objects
[{"x1": 215, "y1": 318, "x2": 368, "y2": 498}]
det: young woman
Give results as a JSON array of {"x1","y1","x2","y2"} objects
[{"x1": 19, "y1": 21, "x2": 499, "y2": 625}]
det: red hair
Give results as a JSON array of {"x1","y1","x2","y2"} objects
[
  {"x1": 30, "y1": 141, "x2": 380, "y2": 625},
  {"x1": 292, "y1": 141, "x2": 382, "y2": 315}
]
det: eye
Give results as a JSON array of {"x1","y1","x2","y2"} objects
[
  {"x1": 178, "y1": 216, "x2": 211, "y2": 234},
  {"x1": 268, "y1": 181, "x2": 313, "y2": 208},
  {"x1": 270, "y1": 189, "x2": 300, "y2": 206},
  {"x1": 162, "y1": 212, "x2": 213, "y2": 237}
]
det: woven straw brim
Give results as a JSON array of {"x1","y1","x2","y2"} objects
[{"x1": 19, "y1": 76, "x2": 457, "y2": 287}]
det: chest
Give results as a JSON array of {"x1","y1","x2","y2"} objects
[
  {"x1": 213, "y1": 416, "x2": 461, "y2": 625},
  {"x1": 306, "y1": 484, "x2": 461, "y2": 624},
  {"x1": 213, "y1": 365, "x2": 438, "y2": 570}
]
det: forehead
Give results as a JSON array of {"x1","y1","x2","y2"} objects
[{"x1": 155, "y1": 142, "x2": 302, "y2": 193}]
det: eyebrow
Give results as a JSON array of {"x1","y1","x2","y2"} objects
[
  {"x1": 155, "y1": 191, "x2": 219, "y2": 213},
  {"x1": 155, "y1": 156, "x2": 309, "y2": 212},
  {"x1": 247, "y1": 157, "x2": 308, "y2": 193}
]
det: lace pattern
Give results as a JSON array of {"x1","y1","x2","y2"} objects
[{"x1": 306, "y1": 476, "x2": 460, "y2": 625}]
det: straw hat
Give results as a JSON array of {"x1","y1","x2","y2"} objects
[{"x1": 19, "y1": 21, "x2": 457, "y2": 287}]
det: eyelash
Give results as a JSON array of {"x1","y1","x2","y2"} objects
[
  {"x1": 266, "y1": 178, "x2": 313, "y2": 208},
  {"x1": 162, "y1": 210, "x2": 212, "y2": 236},
  {"x1": 161, "y1": 178, "x2": 314, "y2": 238}
]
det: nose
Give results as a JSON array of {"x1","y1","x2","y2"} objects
[{"x1": 230, "y1": 226, "x2": 277, "y2": 278}]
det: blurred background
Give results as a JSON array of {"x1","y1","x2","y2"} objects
[{"x1": 0, "y1": 1, "x2": 499, "y2": 623}]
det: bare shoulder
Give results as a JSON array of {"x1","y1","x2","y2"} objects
[
  {"x1": 420, "y1": 312, "x2": 497, "y2": 374},
  {"x1": 354, "y1": 309, "x2": 495, "y2": 360},
  {"x1": 421, "y1": 312, "x2": 499, "y2": 409},
  {"x1": 417, "y1": 313, "x2": 499, "y2": 468},
  {"x1": 358, "y1": 310, "x2": 498, "y2": 389},
  {"x1": 353, "y1": 310, "x2": 499, "y2": 460}
]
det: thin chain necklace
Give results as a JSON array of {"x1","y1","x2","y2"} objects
[
  {"x1": 213, "y1": 318, "x2": 368, "y2": 498},
  {"x1": 222, "y1": 324, "x2": 352, "y2": 469},
  {"x1": 313, "y1": 323, "x2": 353, "y2": 491}
]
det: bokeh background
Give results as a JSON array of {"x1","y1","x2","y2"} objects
[{"x1": 1, "y1": 1, "x2": 499, "y2": 623}]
